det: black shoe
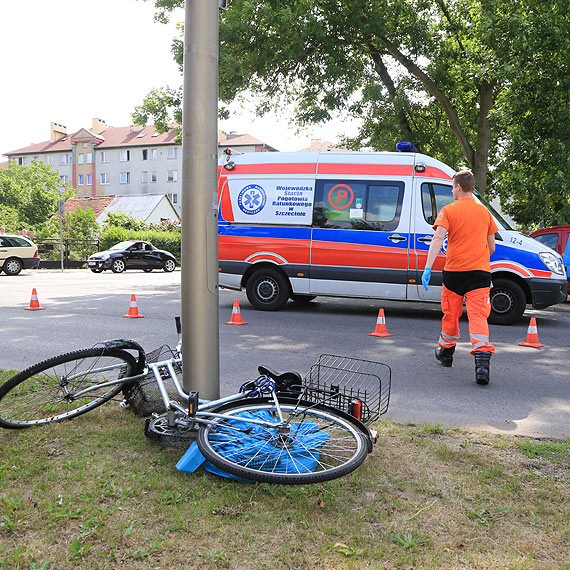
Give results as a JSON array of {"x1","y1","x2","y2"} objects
[
  {"x1": 435, "y1": 346, "x2": 455, "y2": 367},
  {"x1": 474, "y1": 352, "x2": 491, "y2": 385}
]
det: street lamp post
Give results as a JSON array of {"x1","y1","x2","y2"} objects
[{"x1": 181, "y1": 0, "x2": 220, "y2": 400}]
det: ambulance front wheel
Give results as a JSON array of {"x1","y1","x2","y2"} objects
[
  {"x1": 489, "y1": 278, "x2": 526, "y2": 325},
  {"x1": 246, "y1": 267, "x2": 291, "y2": 311}
]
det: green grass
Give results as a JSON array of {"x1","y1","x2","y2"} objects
[{"x1": 0, "y1": 406, "x2": 569, "y2": 569}]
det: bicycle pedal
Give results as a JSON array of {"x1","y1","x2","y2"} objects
[{"x1": 188, "y1": 391, "x2": 199, "y2": 417}]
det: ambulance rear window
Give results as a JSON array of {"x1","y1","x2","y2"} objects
[{"x1": 313, "y1": 180, "x2": 404, "y2": 231}]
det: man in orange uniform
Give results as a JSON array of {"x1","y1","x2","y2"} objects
[{"x1": 421, "y1": 170, "x2": 498, "y2": 385}]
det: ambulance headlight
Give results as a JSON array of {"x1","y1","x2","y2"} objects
[{"x1": 539, "y1": 252, "x2": 565, "y2": 275}]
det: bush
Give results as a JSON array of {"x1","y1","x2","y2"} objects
[{"x1": 100, "y1": 227, "x2": 181, "y2": 262}]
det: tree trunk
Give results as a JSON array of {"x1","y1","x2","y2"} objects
[
  {"x1": 367, "y1": 46, "x2": 416, "y2": 144},
  {"x1": 472, "y1": 80, "x2": 495, "y2": 195}
]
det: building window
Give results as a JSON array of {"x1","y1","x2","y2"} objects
[
  {"x1": 60, "y1": 154, "x2": 70, "y2": 165},
  {"x1": 151, "y1": 171, "x2": 157, "y2": 182},
  {"x1": 168, "y1": 147, "x2": 178, "y2": 159},
  {"x1": 33, "y1": 155, "x2": 39, "y2": 162},
  {"x1": 150, "y1": 149, "x2": 157, "y2": 160},
  {"x1": 86, "y1": 153, "x2": 93, "y2": 164},
  {"x1": 120, "y1": 172, "x2": 130, "y2": 184},
  {"x1": 100, "y1": 173, "x2": 110, "y2": 185},
  {"x1": 100, "y1": 152, "x2": 108, "y2": 163},
  {"x1": 142, "y1": 149, "x2": 148, "y2": 160},
  {"x1": 79, "y1": 174, "x2": 85, "y2": 185},
  {"x1": 167, "y1": 170, "x2": 178, "y2": 182},
  {"x1": 60, "y1": 175, "x2": 69, "y2": 183},
  {"x1": 169, "y1": 193, "x2": 178, "y2": 204},
  {"x1": 78, "y1": 153, "x2": 84, "y2": 165},
  {"x1": 87, "y1": 174, "x2": 92, "y2": 185},
  {"x1": 18, "y1": 157, "x2": 26, "y2": 166},
  {"x1": 120, "y1": 150, "x2": 130, "y2": 162},
  {"x1": 142, "y1": 171, "x2": 149, "y2": 183},
  {"x1": 82, "y1": 142, "x2": 88, "y2": 148}
]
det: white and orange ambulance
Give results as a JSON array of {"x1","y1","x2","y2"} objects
[{"x1": 217, "y1": 148, "x2": 567, "y2": 324}]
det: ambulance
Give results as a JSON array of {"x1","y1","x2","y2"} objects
[{"x1": 217, "y1": 148, "x2": 568, "y2": 325}]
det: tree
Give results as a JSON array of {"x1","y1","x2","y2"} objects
[
  {"x1": 0, "y1": 161, "x2": 73, "y2": 230},
  {"x1": 136, "y1": 0, "x2": 570, "y2": 225}
]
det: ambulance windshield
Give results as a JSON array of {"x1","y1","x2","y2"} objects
[{"x1": 474, "y1": 191, "x2": 513, "y2": 231}]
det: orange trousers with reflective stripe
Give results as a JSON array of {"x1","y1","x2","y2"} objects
[{"x1": 439, "y1": 285, "x2": 496, "y2": 355}]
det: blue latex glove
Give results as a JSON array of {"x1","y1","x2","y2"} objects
[{"x1": 422, "y1": 267, "x2": 432, "y2": 291}]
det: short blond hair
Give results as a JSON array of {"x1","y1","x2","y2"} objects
[{"x1": 453, "y1": 170, "x2": 475, "y2": 192}]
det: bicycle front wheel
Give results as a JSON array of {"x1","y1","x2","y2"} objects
[
  {"x1": 0, "y1": 348, "x2": 136, "y2": 429},
  {"x1": 196, "y1": 399, "x2": 369, "y2": 484}
]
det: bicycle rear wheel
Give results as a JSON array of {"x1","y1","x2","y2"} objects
[
  {"x1": 0, "y1": 348, "x2": 136, "y2": 428},
  {"x1": 196, "y1": 398, "x2": 369, "y2": 484}
]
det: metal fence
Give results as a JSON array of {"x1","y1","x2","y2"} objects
[{"x1": 35, "y1": 238, "x2": 100, "y2": 269}]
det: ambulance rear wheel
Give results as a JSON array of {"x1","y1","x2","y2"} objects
[
  {"x1": 489, "y1": 278, "x2": 526, "y2": 325},
  {"x1": 246, "y1": 268, "x2": 291, "y2": 311}
]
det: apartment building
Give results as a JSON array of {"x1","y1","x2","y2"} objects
[{"x1": 3, "y1": 119, "x2": 278, "y2": 207}]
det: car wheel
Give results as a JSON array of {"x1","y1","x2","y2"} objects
[
  {"x1": 246, "y1": 267, "x2": 291, "y2": 310},
  {"x1": 111, "y1": 258, "x2": 126, "y2": 273},
  {"x1": 163, "y1": 259, "x2": 176, "y2": 273},
  {"x1": 3, "y1": 258, "x2": 23, "y2": 276},
  {"x1": 489, "y1": 278, "x2": 527, "y2": 325},
  {"x1": 143, "y1": 268, "x2": 153, "y2": 273},
  {"x1": 90, "y1": 268, "x2": 103, "y2": 273}
]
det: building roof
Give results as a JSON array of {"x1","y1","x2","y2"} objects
[
  {"x1": 97, "y1": 194, "x2": 180, "y2": 224},
  {"x1": 218, "y1": 133, "x2": 278, "y2": 152},
  {"x1": 63, "y1": 194, "x2": 180, "y2": 225},
  {"x1": 63, "y1": 196, "x2": 116, "y2": 220},
  {"x1": 5, "y1": 124, "x2": 179, "y2": 156},
  {"x1": 0, "y1": 161, "x2": 8, "y2": 169},
  {"x1": 297, "y1": 139, "x2": 349, "y2": 152}
]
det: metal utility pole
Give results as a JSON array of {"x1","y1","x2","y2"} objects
[{"x1": 181, "y1": 0, "x2": 220, "y2": 399}]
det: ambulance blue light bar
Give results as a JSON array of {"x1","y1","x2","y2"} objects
[{"x1": 396, "y1": 141, "x2": 418, "y2": 152}]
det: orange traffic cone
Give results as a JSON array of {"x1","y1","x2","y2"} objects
[
  {"x1": 123, "y1": 294, "x2": 144, "y2": 318},
  {"x1": 25, "y1": 288, "x2": 45, "y2": 311},
  {"x1": 368, "y1": 308, "x2": 393, "y2": 337},
  {"x1": 519, "y1": 317, "x2": 544, "y2": 348},
  {"x1": 225, "y1": 299, "x2": 248, "y2": 325}
]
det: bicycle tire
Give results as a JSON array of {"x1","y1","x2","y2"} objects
[
  {"x1": 0, "y1": 348, "x2": 136, "y2": 429},
  {"x1": 196, "y1": 398, "x2": 369, "y2": 484}
]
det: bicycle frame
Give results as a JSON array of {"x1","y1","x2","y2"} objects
[{"x1": 69, "y1": 350, "x2": 289, "y2": 430}]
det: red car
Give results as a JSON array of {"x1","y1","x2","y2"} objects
[{"x1": 530, "y1": 225, "x2": 570, "y2": 293}]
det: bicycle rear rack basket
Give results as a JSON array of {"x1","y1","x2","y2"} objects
[{"x1": 299, "y1": 354, "x2": 391, "y2": 424}]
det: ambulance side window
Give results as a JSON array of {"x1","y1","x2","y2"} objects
[
  {"x1": 313, "y1": 180, "x2": 404, "y2": 231},
  {"x1": 421, "y1": 183, "x2": 454, "y2": 225}
]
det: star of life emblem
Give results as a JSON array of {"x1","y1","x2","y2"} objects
[{"x1": 237, "y1": 184, "x2": 267, "y2": 215}]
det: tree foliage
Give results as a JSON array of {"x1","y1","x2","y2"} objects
[
  {"x1": 137, "y1": 0, "x2": 570, "y2": 226},
  {"x1": 0, "y1": 161, "x2": 72, "y2": 230}
]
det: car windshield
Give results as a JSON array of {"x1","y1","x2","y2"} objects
[
  {"x1": 473, "y1": 191, "x2": 513, "y2": 231},
  {"x1": 109, "y1": 241, "x2": 136, "y2": 250}
]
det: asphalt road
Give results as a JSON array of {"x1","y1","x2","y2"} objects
[{"x1": 1, "y1": 268, "x2": 569, "y2": 439}]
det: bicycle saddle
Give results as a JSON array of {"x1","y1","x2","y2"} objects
[{"x1": 257, "y1": 365, "x2": 302, "y2": 393}]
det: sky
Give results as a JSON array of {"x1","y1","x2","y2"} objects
[{"x1": 0, "y1": 0, "x2": 355, "y2": 159}]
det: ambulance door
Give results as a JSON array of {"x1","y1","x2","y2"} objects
[
  {"x1": 309, "y1": 178, "x2": 411, "y2": 299},
  {"x1": 410, "y1": 179, "x2": 454, "y2": 300}
]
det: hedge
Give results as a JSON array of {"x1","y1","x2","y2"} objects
[{"x1": 100, "y1": 227, "x2": 181, "y2": 263}]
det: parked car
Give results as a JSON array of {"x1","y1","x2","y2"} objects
[
  {"x1": 87, "y1": 240, "x2": 177, "y2": 273},
  {"x1": 0, "y1": 234, "x2": 40, "y2": 276},
  {"x1": 530, "y1": 225, "x2": 570, "y2": 292}
]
